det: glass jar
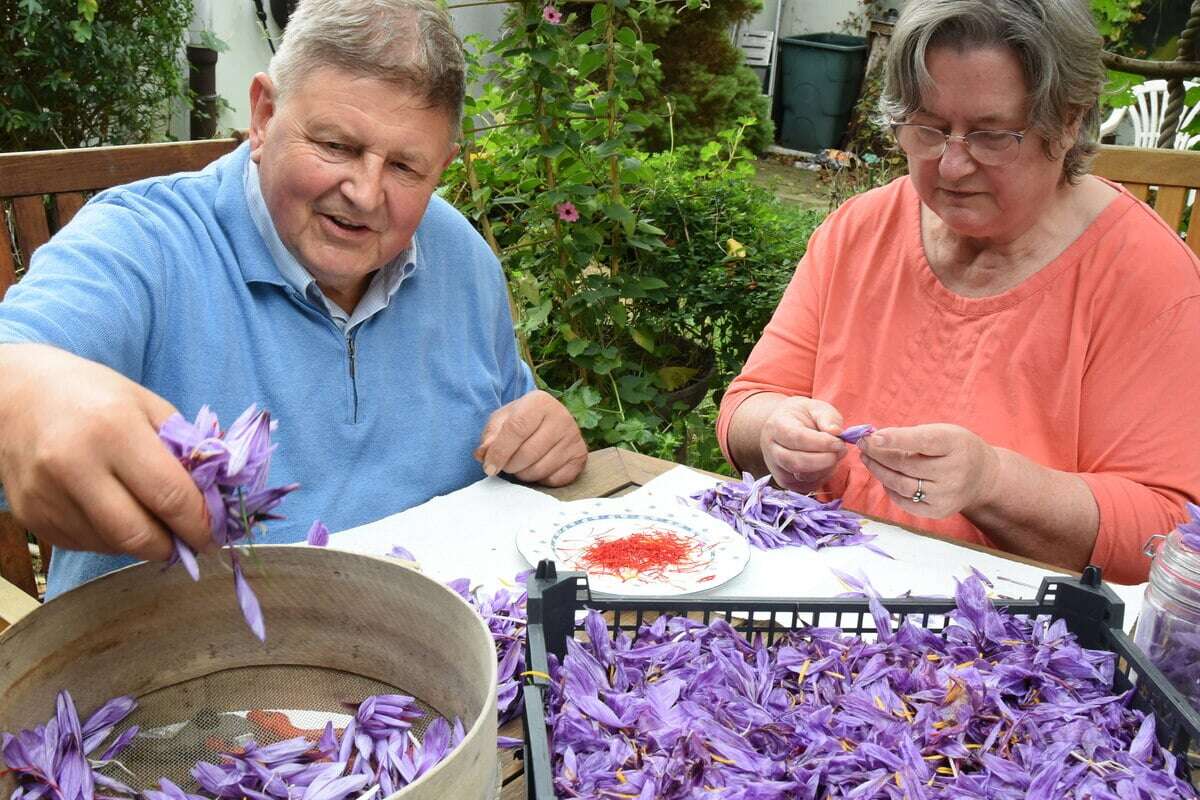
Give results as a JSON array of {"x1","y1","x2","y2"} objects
[{"x1": 1135, "y1": 530, "x2": 1200, "y2": 711}]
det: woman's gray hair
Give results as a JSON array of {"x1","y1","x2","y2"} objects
[
  {"x1": 880, "y1": 0, "x2": 1106, "y2": 183},
  {"x1": 268, "y1": 0, "x2": 466, "y2": 140}
]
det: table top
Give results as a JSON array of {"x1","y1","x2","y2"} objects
[
  {"x1": 499, "y1": 446, "x2": 681, "y2": 799},
  {"x1": 493, "y1": 445, "x2": 1091, "y2": 799},
  {"x1": 0, "y1": 446, "x2": 1079, "y2": 799}
]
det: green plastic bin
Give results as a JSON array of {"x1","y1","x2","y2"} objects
[{"x1": 777, "y1": 33, "x2": 867, "y2": 152}]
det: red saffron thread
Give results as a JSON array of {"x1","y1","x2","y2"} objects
[{"x1": 578, "y1": 528, "x2": 700, "y2": 580}]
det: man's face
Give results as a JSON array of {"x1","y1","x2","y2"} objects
[{"x1": 248, "y1": 67, "x2": 459, "y2": 309}]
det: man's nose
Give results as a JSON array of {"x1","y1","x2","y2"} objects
[{"x1": 340, "y1": 156, "x2": 386, "y2": 212}]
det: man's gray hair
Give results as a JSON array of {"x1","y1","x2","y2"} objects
[
  {"x1": 880, "y1": 0, "x2": 1106, "y2": 183},
  {"x1": 268, "y1": 0, "x2": 466, "y2": 139}
]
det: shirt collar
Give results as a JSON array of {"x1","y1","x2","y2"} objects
[{"x1": 243, "y1": 158, "x2": 417, "y2": 330}]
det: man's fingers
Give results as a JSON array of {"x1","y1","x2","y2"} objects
[
  {"x1": 114, "y1": 422, "x2": 212, "y2": 555},
  {"x1": 511, "y1": 431, "x2": 586, "y2": 485},
  {"x1": 498, "y1": 419, "x2": 560, "y2": 477},
  {"x1": 479, "y1": 414, "x2": 536, "y2": 477},
  {"x1": 474, "y1": 412, "x2": 506, "y2": 463},
  {"x1": 15, "y1": 492, "x2": 96, "y2": 553},
  {"x1": 536, "y1": 452, "x2": 589, "y2": 488},
  {"x1": 73, "y1": 475, "x2": 178, "y2": 561}
]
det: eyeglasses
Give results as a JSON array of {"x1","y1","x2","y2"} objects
[{"x1": 890, "y1": 123, "x2": 1026, "y2": 166}]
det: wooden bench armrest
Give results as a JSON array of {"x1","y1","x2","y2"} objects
[{"x1": 0, "y1": 576, "x2": 39, "y2": 632}]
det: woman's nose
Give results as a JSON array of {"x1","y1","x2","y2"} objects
[{"x1": 938, "y1": 138, "x2": 978, "y2": 181}]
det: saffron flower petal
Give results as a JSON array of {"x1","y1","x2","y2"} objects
[
  {"x1": 232, "y1": 553, "x2": 266, "y2": 642},
  {"x1": 306, "y1": 520, "x2": 330, "y2": 547},
  {"x1": 837, "y1": 423, "x2": 876, "y2": 444}
]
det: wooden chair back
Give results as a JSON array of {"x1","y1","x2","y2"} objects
[
  {"x1": 1093, "y1": 144, "x2": 1200, "y2": 259},
  {"x1": 0, "y1": 137, "x2": 240, "y2": 597}
]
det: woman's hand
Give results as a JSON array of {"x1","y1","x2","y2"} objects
[
  {"x1": 857, "y1": 423, "x2": 1001, "y2": 518},
  {"x1": 759, "y1": 396, "x2": 849, "y2": 493}
]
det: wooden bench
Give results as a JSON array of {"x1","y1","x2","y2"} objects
[
  {"x1": 0, "y1": 137, "x2": 240, "y2": 597},
  {"x1": 1093, "y1": 144, "x2": 1200, "y2": 258}
]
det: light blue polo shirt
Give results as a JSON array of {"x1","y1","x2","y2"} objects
[{"x1": 0, "y1": 143, "x2": 534, "y2": 598}]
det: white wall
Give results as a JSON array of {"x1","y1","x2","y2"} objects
[
  {"x1": 747, "y1": 0, "x2": 904, "y2": 38},
  {"x1": 174, "y1": 2, "x2": 507, "y2": 138}
]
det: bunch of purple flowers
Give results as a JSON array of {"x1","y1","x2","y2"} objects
[
  {"x1": 691, "y1": 472, "x2": 885, "y2": 555},
  {"x1": 446, "y1": 573, "x2": 530, "y2": 735},
  {"x1": 544, "y1": 576, "x2": 1196, "y2": 798},
  {"x1": 2, "y1": 692, "x2": 464, "y2": 800},
  {"x1": 1177, "y1": 502, "x2": 1200, "y2": 552},
  {"x1": 157, "y1": 406, "x2": 299, "y2": 642},
  {"x1": 1, "y1": 693, "x2": 139, "y2": 800}
]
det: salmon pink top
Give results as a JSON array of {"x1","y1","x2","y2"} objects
[{"x1": 718, "y1": 176, "x2": 1200, "y2": 584}]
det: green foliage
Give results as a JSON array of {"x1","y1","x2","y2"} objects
[
  {"x1": 605, "y1": 0, "x2": 775, "y2": 153},
  {"x1": 1, "y1": 0, "x2": 194, "y2": 150},
  {"x1": 1092, "y1": 0, "x2": 1146, "y2": 45},
  {"x1": 1094, "y1": 0, "x2": 1149, "y2": 110},
  {"x1": 444, "y1": 2, "x2": 817, "y2": 466}
]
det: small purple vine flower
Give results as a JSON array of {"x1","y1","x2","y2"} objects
[{"x1": 158, "y1": 405, "x2": 299, "y2": 642}]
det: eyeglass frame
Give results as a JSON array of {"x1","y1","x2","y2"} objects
[{"x1": 888, "y1": 122, "x2": 1028, "y2": 166}]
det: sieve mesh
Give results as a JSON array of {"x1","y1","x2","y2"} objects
[{"x1": 99, "y1": 665, "x2": 446, "y2": 792}]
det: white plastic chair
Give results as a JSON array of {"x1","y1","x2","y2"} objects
[{"x1": 1100, "y1": 79, "x2": 1200, "y2": 150}]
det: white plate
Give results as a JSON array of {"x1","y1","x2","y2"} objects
[{"x1": 516, "y1": 499, "x2": 750, "y2": 596}]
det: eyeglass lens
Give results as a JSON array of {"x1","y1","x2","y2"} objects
[{"x1": 894, "y1": 125, "x2": 1021, "y2": 166}]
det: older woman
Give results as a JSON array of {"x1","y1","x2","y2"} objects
[{"x1": 719, "y1": 0, "x2": 1200, "y2": 584}]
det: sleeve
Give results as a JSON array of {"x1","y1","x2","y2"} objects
[
  {"x1": 1078, "y1": 295, "x2": 1200, "y2": 584},
  {"x1": 0, "y1": 197, "x2": 166, "y2": 382},
  {"x1": 715, "y1": 215, "x2": 833, "y2": 463}
]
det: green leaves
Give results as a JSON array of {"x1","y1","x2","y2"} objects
[
  {"x1": 440, "y1": 0, "x2": 796, "y2": 467},
  {"x1": 4, "y1": 0, "x2": 193, "y2": 149}
]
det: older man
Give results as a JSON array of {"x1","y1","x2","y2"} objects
[{"x1": 0, "y1": 0, "x2": 587, "y2": 597}]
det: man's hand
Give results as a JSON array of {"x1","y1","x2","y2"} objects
[
  {"x1": 759, "y1": 396, "x2": 848, "y2": 493},
  {"x1": 474, "y1": 390, "x2": 587, "y2": 487},
  {"x1": 857, "y1": 423, "x2": 1001, "y2": 518},
  {"x1": 0, "y1": 344, "x2": 212, "y2": 560}
]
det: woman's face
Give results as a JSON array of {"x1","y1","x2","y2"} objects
[{"x1": 905, "y1": 44, "x2": 1074, "y2": 244}]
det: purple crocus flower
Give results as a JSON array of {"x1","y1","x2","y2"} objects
[
  {"x1": 157, "y1": 405, "x2": 299, "y2": 641},
  {"x1": 837, "y1": 423, "x2": 876, "y2": 444},
  {"x1": 1176, "y1": 502, "x2": 1200, "y2": 551},
  {"x1": 1, "y1": 692, "x2": 139, "y2": 800},
  {"x1": 542, "y1": 576, "x2": 1198, "y2": 799},
  {"x1": 448, "y1": 571, "x2": 532, "y2": 727},
  {"x1": 691, "y1": 473, "x2": 887, "y2": 557}
]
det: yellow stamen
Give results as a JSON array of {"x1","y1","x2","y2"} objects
[{"x1": 519, "y1": 670, "x2": 551, "y2": 680}]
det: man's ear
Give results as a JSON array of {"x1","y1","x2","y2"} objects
[
  {"x1": 439, "y1": 142, "x2": 462, "y2": 174},
  {"x1": 248, "y1": 73, "x2": 278, "y2": 163}
]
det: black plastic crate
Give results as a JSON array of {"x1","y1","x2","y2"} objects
[{"x1": 521, "y1": 562, "x2": 1200, "y2": 799}]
